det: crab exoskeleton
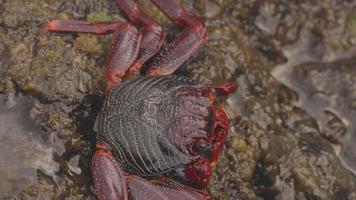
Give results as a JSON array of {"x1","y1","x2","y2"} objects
[{"x1": 44, "y1": 0, "x2": 237, "y2": 199}]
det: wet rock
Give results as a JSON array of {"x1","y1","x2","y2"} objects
[
  {"x1": 0, "y1": 39, "x2": 10, "y2": 79},
  {"x1": 347, "y1": 11, "x2": 356, "y2": 34},
  {"x1": 0, "y1": 0, "x2": 107, "y2": 105},
  {"x1": 208, "y1": 118, "x2": 262, "y2": 200},
  {"x1": 68, "y1": 155, "x2": 82, "y2": 175},
  {"x1": 204, "y1": 1, "x2": 221, "y2": 19},
  {"x1": 0, "y1": 94, "x2": 59, "y2": 199},
  {"x1": 1, "y1": 0, "x2": 356, "y2": 199},
  {"x1": 22, "y1": 35, "x2": 105, "y2": 103},
  {"x1": 282, "y1": 57, "x2": 356, "y2": 174},
  {"x1": 254, "y1": 132, "x2": 356, "y2": 200},
  {"x1": 3, "y1": 14, "x2": 19, "y2": 28},
  {"x1": 74, "y1": 34, "x2": 104, "y2": 55},
  {"x1": 0, "y1": 40, "x2": 7, "y2": 57}
]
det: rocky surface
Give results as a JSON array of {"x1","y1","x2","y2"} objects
[{"x1": 0, "y1": 0, "x2": 355, "y2": 199}]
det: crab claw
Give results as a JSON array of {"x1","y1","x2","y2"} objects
[
  {"x1": 182, "y1": 158, "x2": 212, "y2": 188},
  {"x1": 210, "y1": 107, "x2": 228, "y2": 166}
]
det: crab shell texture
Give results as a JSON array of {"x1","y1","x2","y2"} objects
[{"x1": 95, "y1": 75, "x2": 220, "y2": 177}]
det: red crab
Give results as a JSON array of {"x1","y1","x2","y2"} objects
[{"x1": 44, "y1": 0, "x2": 237, "y2": 199}]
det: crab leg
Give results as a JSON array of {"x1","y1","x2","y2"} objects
[
  {"x1": 105, "y1": 23, "x2": 142, "y2": 92},
  {"x1": 44, "y1": 18, "x2": 143, "y2": 92},
  {"x1": 93, "y1": 142, "x2": 211, "y2": 200},
  {"x1": 147, "y1": 0, "x2": 207, "y2": 76},
  {"x1": 92, "y1": 142, "x2": 129, "y2": 200},
  {"x1": 44, "y1": 20, "x2": 122, "y2": 34},
  {"x1": 128, "y1": 177, "x2": 211, "y2": 200},
  {"x1": 204, "y1": 82, "x2": 238, "y2": 96},
  {"x1": 115, "y1": 0, "x2": 166, "y2": 75}
]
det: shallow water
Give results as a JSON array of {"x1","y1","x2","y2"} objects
[{"x1": 0, "y1": 94, "x2": 59, "y2": 199}]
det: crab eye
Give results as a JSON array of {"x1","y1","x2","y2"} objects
[{"x1": 192, "y1": 139, "x2": 212, "y2": 159}]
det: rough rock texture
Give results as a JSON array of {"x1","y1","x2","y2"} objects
[{"x1": 0, "y1": 0, "x2": 355, "y2": 199}]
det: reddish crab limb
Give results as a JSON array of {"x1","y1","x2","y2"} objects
[
  {"x1": 148, "y1": 0, "x2": 207, "y2": 76},
  {"x1": 150, "y1": 0, "x2": 203, "y2": 28},
  {"x1": 150, "y1": 178, "x2": 212, "y2": 200},
  {"x1": 210, "y1": 107, "x2": 229, "y2": 165},
  {"x1": 43, "y1": 20, "x2": 143, "y2": 91},
  {"x1": 92, "y1": 142, "x2": 129, "y2": 200},
  {"x1": 116, "y1": 0, "x2": 159, "y2": 26},
  {"x1": 44, "y1": 20, "x2": 121, "y2": 34},
  {"x1": 45, "y1": 0, "x2": 167, "y2": 82},
  {"x1": 183, "y1": 157, "x2": 212, "y2": 188},
  {"x1": 115, "y1": 0, "x2": 167, "y2": 75},
  {"x1": 128, "y1": 25, "x2": 166, "y2": 75},
  {"x1": 105, "y1": 23, "x2": 142, "y2": 92},
  {"x1": 93, "y1": 141, "x2": 212, "y2": 200},
  {"x1": 128, "y1": 176, "x2": 210, "y2": 200},
  {"x1": 205, "y1": 82, "x2": 238, "y2": 96}
]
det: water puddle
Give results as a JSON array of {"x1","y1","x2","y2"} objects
[{"x1": 0, "y1": 93, "x2": 59, "y2": 198}]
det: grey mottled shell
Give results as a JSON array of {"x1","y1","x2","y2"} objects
[{"x1": 95, "y1": 75, "x2": 211, "y2": 176}]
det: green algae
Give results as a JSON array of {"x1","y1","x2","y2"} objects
[{"x1": 87, "y1": 12, "x2": 112, "y2": 23}]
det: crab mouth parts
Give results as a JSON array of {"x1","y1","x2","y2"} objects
[
  {"x1": 192, "y1": 138, "x2": 213, "y2": 159},
  {"x1": 190, "y1": 106, "x2": 227, "y2": 165}
]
